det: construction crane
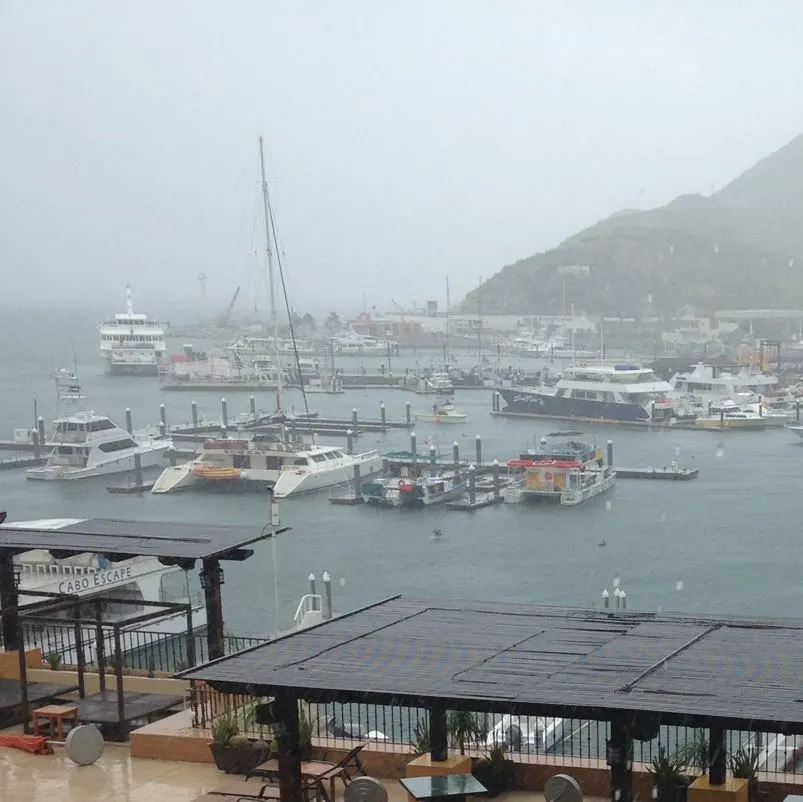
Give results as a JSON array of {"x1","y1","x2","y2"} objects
[{"x1": 216, "y1": 286, "x2": 241, "y2": 329}]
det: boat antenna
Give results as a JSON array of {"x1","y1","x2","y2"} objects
[
  {"x1": 268, "y1": 190, "x2": 311, "y2": 419},
  {"x1": 258, "y1": 136, "x2": 284, "y2": 414}
]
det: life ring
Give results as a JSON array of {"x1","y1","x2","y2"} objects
[{"x1": 544, "y1": 471, "x2": 553, "y2": 481}]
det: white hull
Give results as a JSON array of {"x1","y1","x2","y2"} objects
[
  {"x1": 414, "y1": 413, "x2": 467, "y2": 423},
  {"x1": 273, "y1": 452, "x2": 383, "y2": 498},
  {"x1": 27, "y1": 442, "x2": 170, "y2": 481},
  {"x1": 561, "y1": 469, "x2": 616, "y2": 506},
  {"x1": 789, "y1": 426, "x2": 803, "y2": 440}
]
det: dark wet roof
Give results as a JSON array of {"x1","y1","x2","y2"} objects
[
  {"x1": 182, "y1": 596, "x2": 803, "y2": 731},
  {"x1": 0, "y1": 518, "x2": 286, "y2": 562}
]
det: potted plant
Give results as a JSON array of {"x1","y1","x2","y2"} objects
[
  {"x1": 648, "y1": 748, "x2": 689, "y2": 802},
  {"x1": 410, "y1": 720, "x2": 430, "y2": 757},
  {"x1": 44, "y1": 652, "x2": 62, "y2": 671},
  {"x1": 448, "y1": 711, "x2": 486, "y2": 755},
  {"x1": 209, "y1": 710, "x2": 273, "y2": 774},
  {"x1": 298, "y1": 706, "x2": 313, "y2": 761},
  {"x1": 728, "y1": 745, "x2": 759, "y2": 802},
  {"x1": 472, "y1": 745, "x2": 515, "y2": 798}
]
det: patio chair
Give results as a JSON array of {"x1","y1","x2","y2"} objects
[{"x1": 246, "y1": 742, "x2": 368, "y2": 802}]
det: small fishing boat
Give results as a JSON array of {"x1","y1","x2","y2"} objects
[
  {"x1": 414, "y1": 399, "x2": 467, "y2": 424},
  {"x1": 693, "y1": 400, "x2": 767, "y2": 430},
  {"x1": 361, "y1": 473, "x2": 465, "y2": 507}
]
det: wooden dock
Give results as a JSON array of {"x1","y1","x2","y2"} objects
[
  {"x1": 0, "y1": 455, "x2": 46, "y2": 471},
  {"x1": 615, "y1": 466, "x2": 699, "y2": 480},
  {"x1": 446, "y1": 493, "x2": 502, "y2": 511}
]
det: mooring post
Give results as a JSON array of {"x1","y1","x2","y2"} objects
[
  {"x1": 353, "y1": 462, "x2": 361, "y2": 499},
  {"x1": 602, "y1": 589, "x2": 610, "y2": 608},
  {"x1": 405, "y1": 401, "x2": 411, "y2": 427},
  {"x1": 453, "y1": 441, "x2": 460, "y2": 473},
  {"x1": 221, "y1": 397, "x2": 229, "y2": 431},
  {"x1": 410, "y1": 432, "x2": 417, "y2": 470},
  {"x1": 380, "y1": 402, "x2": 387, "y2": 432},
  {"x1": 36, "y1": 417, "x2": 45, "y2": 455},
  {"x1": 125, "y1": 407, "x2": 133, "y2": 434},
  {"x1": 468, "y1": 464, "x2": 476, "y2": 505},
  {"x1": 430, "y1": 445, "x2": 437, "y2": 476},
  {"x1": 607, "y1": 439, "x2": 614, "y2": 467},
  {"x1": 159, "y1": 403, "x2": 167, "y2": 436},
  {"x1": 322, "y1": 571, "x2": 333, "y2": 620},
  {"x1": 352, "y1": 407, "x2": 358, "y2": 430},
  {"x1": 346, "y1": 429, "x2": 354, "y2": 455},
  {"x1": 492, "y1": 458, "x2": 500, "y2": 500},
  {"x1": 475, "y1": 434, "x2": 482, "y2": 465},
  {"x1": 191, "y1": 400, "x2": 199, "y2": 429},
  {"x1": 250, "y1": 394, "x2": 256, "y2": 421}
]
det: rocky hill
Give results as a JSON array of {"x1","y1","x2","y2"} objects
[{"x1": 460, "y1": 134, "x2": 803, "y2": 316}]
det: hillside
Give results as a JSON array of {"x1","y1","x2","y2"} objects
[{"x1": 460, "y1": 134, "x2": 803, "y2": 316}]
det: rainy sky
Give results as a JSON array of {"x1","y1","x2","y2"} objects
[{"x1": 2, "y1": 1, "x2": 803, "y2": 319}]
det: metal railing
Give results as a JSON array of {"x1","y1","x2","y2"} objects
[{"x1": 188, "y1": 690, "x2": 803, "y2": 779}]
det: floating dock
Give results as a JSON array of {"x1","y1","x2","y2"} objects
[
  {"x1": 445, "y1": 493, "x2": 501, "y2": 511},
  {"x1": 614, "y1": 467, "x2": 699, "y2": 480},
  {"x1": 107, "y1": 482, "x2": 155, "y2": 494},
  {"x1": 0, "y1": 455, "x2": 46, "y2": 470}
]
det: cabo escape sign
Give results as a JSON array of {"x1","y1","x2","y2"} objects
[{"x1": 58, "y1": 565, "x2": 134, "y2": 594}]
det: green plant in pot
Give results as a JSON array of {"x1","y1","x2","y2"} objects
[
  {"x1": 648, "y1": 748, "x2": 689, "y2": 802},
  {"x1": 448, "y1": 711, "x2": 486, "y2": 755},
  {"x1": 472, "y1": 745, "x2": 515, "y2": 798},
  {"x1": 209, "y1": 710, "x2": 272, "y2": 774},
  {"x1": 728, "y1": 746, "x2": 759, "y2": 802},
  {"x1": 298, "y1": 706, "x2": 313, "y2": 761},
  {"x1": 410, "y1": 720, "x2": 430, "y2": 757},
  {"x1": 44, "y1": 652, "x2": 62, "y2": 671}
]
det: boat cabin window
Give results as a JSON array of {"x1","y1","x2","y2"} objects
[
  {"x1": 57, "y1": 446, "x2": 75, "y2": 455},
  {"x1": 312, "y1": 454, "x2": 328, "y2": 463},
  {"x1": 98, "y1": 438, "x2": 138, "y2": 453}
]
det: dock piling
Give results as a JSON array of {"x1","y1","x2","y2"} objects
[
  {"x1": 221, "y1": 398, "x2": 229, "y2": 432},
  {"x1": 492, "y1": 459, "x2": 500, "y2": 500},
  {"x1": 797, "y1": 402, "x2": 801, "y2": 424},
  {"x1": 322, "y1": 572, "x2": 333, "y2": 620},
  {"x1": 308, "y1": 573, "x2": 317, "y2": 600},
  {"x1": 430, "y1": 445, "x2": 437, "y2": 476},
  {"x1": 602, "y1": 589, "x2": 610, "y2": 609},
  {"x1": 607, "y1": 439, "x2": 614, "y2": 467},
  {"x1": 353, "y1": 461, "x2": 361, "y2": 497},
  {"x1": 380, "y1": 402, "x2": 386, "y2": 432},
  {"x1": 250, "y1": 394, "x2": 256, "y2": 421},
  {"x1": 191, "y1": 401, "x2": 198, "y2": 429},
  {"x1": 346, "y1": 429, "x2": 353, "y2": 455},
  {"x1": 453, "y1": 441, "x2": 460, "y2": 473},
  {"x1": 475, "y1": 434, "x2": 482, "y2": 466},
  {"x1": 405, "y1": 402, "x2": 411, "y2": 427},
  {"x1": 32, "y1": 431, "x2": 40, "y2": 460},
  {"x1": 468, "y1": 465, "x2": 476, "y2": 505},
  {"x1": 352, "y1": 408, "x2": 358, "y2": 430},
  {"x1": 125, "y1": 408, "x2": 133, "y2": 435},
  {"x1": 410, "y1": 432, "x2": 417, "y2": 468},
  {"x1": 159, "y1": 403, "x2": 167, "y2": 435}
]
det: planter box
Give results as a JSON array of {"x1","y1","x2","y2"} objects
[{"x1": 209, "y1": 742, "x2": 271, "y2": 774}]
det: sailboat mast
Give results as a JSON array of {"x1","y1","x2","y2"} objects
[
  {"x1": 258, "y1": 136, "x2": 283, "y2": 410},
  {"x1": 445, "y1": 276, "x2": 450, "y2": 363}
]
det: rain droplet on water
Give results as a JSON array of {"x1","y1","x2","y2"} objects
[
  {"x1": 676, "y1": 580, "x2": 684, "y2": 592},
  {"x1": 605, "y1": 500, "x2": 612, "y2": 511}
]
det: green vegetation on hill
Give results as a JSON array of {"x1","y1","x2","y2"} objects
[{"x1": 461, "y1": 134, "x2": 803, "y2": 316}]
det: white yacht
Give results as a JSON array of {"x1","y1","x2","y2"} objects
[
  {"x1": 99, "y1": 287, "x2": 167, "y2": 375},
  {"x1": 27, "y1": 411, "x2": 171, "y2": 480},
  {"x1": 7, "y1": 518, "x2": 205, "y2": 663},
  {"x1": 330, "y1": 332, "x2": 394, "y2": 356},
  {"x1": 423, "y1": 373, "x2": 455, "y2": 394},
  {"x1": 151, "y1": 436, "x2": 382, "y2": 498},
  {"x1": 669, "y1": 363, "x2": 779, "y2": 404},
  {"x1": 497, "y1": 363, "x2": 681, "y2": 425}
]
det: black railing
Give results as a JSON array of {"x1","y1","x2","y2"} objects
[
  {"x1": 22, "y1": 619, "x2": 266, "y2": 674},
  {"x1": 189, "y1": 688, "x2": 803, "y2": 778}
]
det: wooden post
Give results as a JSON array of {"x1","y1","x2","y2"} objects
[
  {"x1": 113, "y1": 625, "x2": 127, "y2": 737},
  {"x1": 201, "y1": 559, "x2": 225, "y2": 660},
  {"x1": 275, "y1": 690, "x2": 303, "y2": 802},
  {"x1": 0, "y1": 553, "x2": 20, "y2": 651},
  {"x1": 429, "y1": 703, "x2": 448, "y2": 762},
  {"x1": 708, "y1": 726, "x2": 726, "y2": 785}
]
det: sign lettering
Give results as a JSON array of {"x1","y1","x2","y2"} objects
[{"x1": 58, "y1": 565, "x2": 134, "y2": 594}]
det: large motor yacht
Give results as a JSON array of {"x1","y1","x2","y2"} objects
[
  {"x1": 99, "y1": 286, "x2": 167, "y2": 375},
  {"x1": 497, "y1": 364, "x2": 680, "y2": 424},
  {"x1": 26, "y1": 411, "x2": 171, "y2": 480},
  {"x1": 668, "y1": 363, "x2": 779, "y2": 405},
  {"x1": 151, "y1": 435, "x2": 382, "y2": 498}
]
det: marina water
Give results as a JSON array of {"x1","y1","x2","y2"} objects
[{"x1": 1, "y1": 304, "x2": 801, "y2": 638}]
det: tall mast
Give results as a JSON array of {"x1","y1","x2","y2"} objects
[
  {"x1": 259, "y1": 136, "x2": 283, "y2": 411},
  {"x1": 445, "y1": 276, "x2": 451, "y2": 363}
]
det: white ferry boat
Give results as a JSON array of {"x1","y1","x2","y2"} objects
[
  {"x1": 152, "y1": 436, "x2": 382, "y2": 498},
  {"x1": 26, "y1": 411, "x2": 171, "y2": 480},
  {"x1": 99, "y1": 287, "x2": 167, "y2": 375},
  {"x1": 497, "y1": 364, "x2": 680, "y2": 425},
  {"x1": 330, "y1": 332, "x2": 395, "y2": 356}
]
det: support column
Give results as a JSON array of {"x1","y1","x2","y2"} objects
[
  {"x1": 708, "y1": 726, "x2": 726, "y2": 785},
  {"x1": 0, "y1": 552, "x2": 20, "y2": 651},
  {"x1": 201, "y1": 559, "x2": 225, "y2": 660},
  {"x1": 607, "y1": 716, "x2": 633, "y2": 802},
  {"x1": 429, "y1": 704, "x2": 448, "y2": 762},
  {"x1": 275, "y1": 689, "x2": 303, "y2": 802}
]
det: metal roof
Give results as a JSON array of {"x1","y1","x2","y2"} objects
[
  {"x1": 181, "y1": 596, "x2": 803, "y2": 732},
  {"x1": 0, "y1": 518, "x2": 284, "y2": 562}
]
